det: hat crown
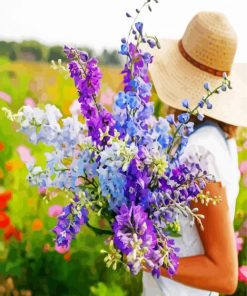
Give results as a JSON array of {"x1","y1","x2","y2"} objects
[{"x1": 182, "y1": 11, "x2": 237, "y2": 72}]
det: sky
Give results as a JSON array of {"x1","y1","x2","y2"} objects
[{"x1": 1, "y1": 0, "x2": 247, "y2": 62}]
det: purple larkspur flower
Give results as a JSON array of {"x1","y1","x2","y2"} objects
[
  {"x1": 64, "y1": 45, "x2": 76, "y2": 59},
  {"x1": 166, "y1": 240, "x2": 179, "y2": 275},
  {"x1": 142, "y1": 52, "x2": 153, "y2": 64},
  {"x1": 80, "y1": 103, "x2": 97, "y2": 118},
  {"x1": 124, "y1": 149, "x2": 152, "y2": 207},
  {"x1": 79, "y1": 51, "x2": 89, "y2": 62},
  {"x1": 135, "y1": 22, "x2": 144, "y2": 37},
  {"x1": 68, "y1": 61, "x2": 81, "y2": 80},
  {"x1": 117, "y1": 205, "x2": 156, "y2": 250},
  {"x1": 52, "y1": 197, "x2": 88, "y2": 249},
  {"x1": 65, "y1": 46, "x2": 115, "y2": 146},
  {"x1": 113, "y1": 203, "x2": 161, "y2": 274},
  {"x1": 170, "y1": 165, "x2": 187, "y2": 184},
  {"x1": 198, "y1": 100, "x2": 204, "y2": 108},
  {"x1": 147, "y1": 39, "x2": 156, "y2": 48}
]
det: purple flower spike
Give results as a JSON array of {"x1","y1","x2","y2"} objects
[
  {"x1": 65, "y1": 46, "x2": 115, "y2": 146},
  {"x1": 52, "y1": 197, "x2": 88, "y2": 249},
  {"x1": 113, "y1": 203, "x2": 162, "y2": 275}
]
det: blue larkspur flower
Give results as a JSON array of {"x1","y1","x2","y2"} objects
[
  {"x1": 119, "y1": 43, "x2": 129, "y2": 55},
  {"x1": 126, "y1": 92, "x2": 139, "y2": 109},
  {"x1": 182, "y1": 99, "x2": 189, "y2": 109},
  {"x1": 204, "y1": 82, "x2": 211, "y2": 91},
  {"x1": 197, "y1": 113, "x2": 204, "y2": 121},
  {"x1": 135, "y1": 22, "x2": 144, "y2": 36},
  {"x1": 115, "y1": 91, "x2": 127, "y2": 109},
  {"x1": 206, "y1": 101, "x2": 213, "y2": 109},
  {"x1": 177, "y1": 112, "x2": 190, "y2": 124},
  {"x1": 142, "y1": 52, "x2": 153, "y2": 64},
  {"x1": 198, "y1": 100, "x2": 204, "y2": 108},
  {"x1": 166, "y1": 114, "x2": 175, "y2": 125},
  {"x1": 127, "y1": 120, "x2": 138, "y2": 136}
]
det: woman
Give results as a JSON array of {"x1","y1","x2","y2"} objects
[{"x1": 143, "y1": 11, "x2": 247, "y2": 296}]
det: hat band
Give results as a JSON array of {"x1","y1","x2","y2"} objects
[{"x1": 178, "y1": 40, "x2": 230, "y2": 77}]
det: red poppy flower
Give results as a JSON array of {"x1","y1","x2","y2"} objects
[
  {"x1": 0, "y1": 142, "x2": 4, "y2": 151},
  {"x1": 0, "y1": 190, "x2": 12, "y2": 210},
  {"x1": 0, "y1": 211, "x2": 11, "y2": 228},
  {"x1": 4, "y1": 224, "x2": 22, "y2": 241}
]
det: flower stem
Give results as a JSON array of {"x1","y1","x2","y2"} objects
[
  {"x1": 86, "y1": 222, "x2": 113, "y2": 235},
  {"x1": 167, "y1": 82, "x2": 228, "y2": 156},
  {"x1": 126, "y1": 0, "x2": 151, "y2": 45}
]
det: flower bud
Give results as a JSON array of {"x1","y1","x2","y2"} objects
[{"x1": 203, "y1": 82, "x2": 211, "y2": 91}]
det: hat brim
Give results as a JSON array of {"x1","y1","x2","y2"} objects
[{"x1": 147, "y1": 39, "x2": 247, "y2": 127}]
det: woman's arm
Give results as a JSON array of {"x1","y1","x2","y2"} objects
[{"x1": 160, "y1": 182, "x2": 238, "y2": 294}]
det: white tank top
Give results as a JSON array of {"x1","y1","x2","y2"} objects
[{"x1": 142, "y1": 124, "x2": 240, "y2": 296}]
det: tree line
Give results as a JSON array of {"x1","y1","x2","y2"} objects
[{"x1": 0, "y1": 40, "x2": 122, "y2": 66}]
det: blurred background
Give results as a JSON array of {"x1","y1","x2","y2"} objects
[{"x1": 0, "y1": 0, "x2": 246, "y2": 295}]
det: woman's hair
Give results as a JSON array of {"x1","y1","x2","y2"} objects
[{"x1": 167, "y1": 106, "x2": 238, "y2": 139}]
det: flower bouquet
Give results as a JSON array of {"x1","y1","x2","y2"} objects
[{"x1": 3, "y1": 0, "x2": 232, "y2": 277}]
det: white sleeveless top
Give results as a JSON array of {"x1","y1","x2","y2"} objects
[{"x1": 142, "y1": 124, "x2": 240, "y2": 296}]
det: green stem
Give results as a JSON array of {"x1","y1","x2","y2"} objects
[
  {"x1": 86, "y1": 222, "x2": 113, "y2": 235},
  {"x1": 167, "y1": 82, "x2": 227, "y2": 156},
  {"x1": 81, "y1": 173, "x2": 97, "y2": 189},
  {"x1": 126, "y1": 1, "x2": 151, "y2": 45}
]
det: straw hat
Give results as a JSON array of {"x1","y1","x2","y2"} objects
[{"x1": 147, "y1": 11, "x2": 247, "y2": 127}]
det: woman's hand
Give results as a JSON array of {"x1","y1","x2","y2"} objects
[{"x1": 160, "y1": 182, "x2": 238, "y2": 294}]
